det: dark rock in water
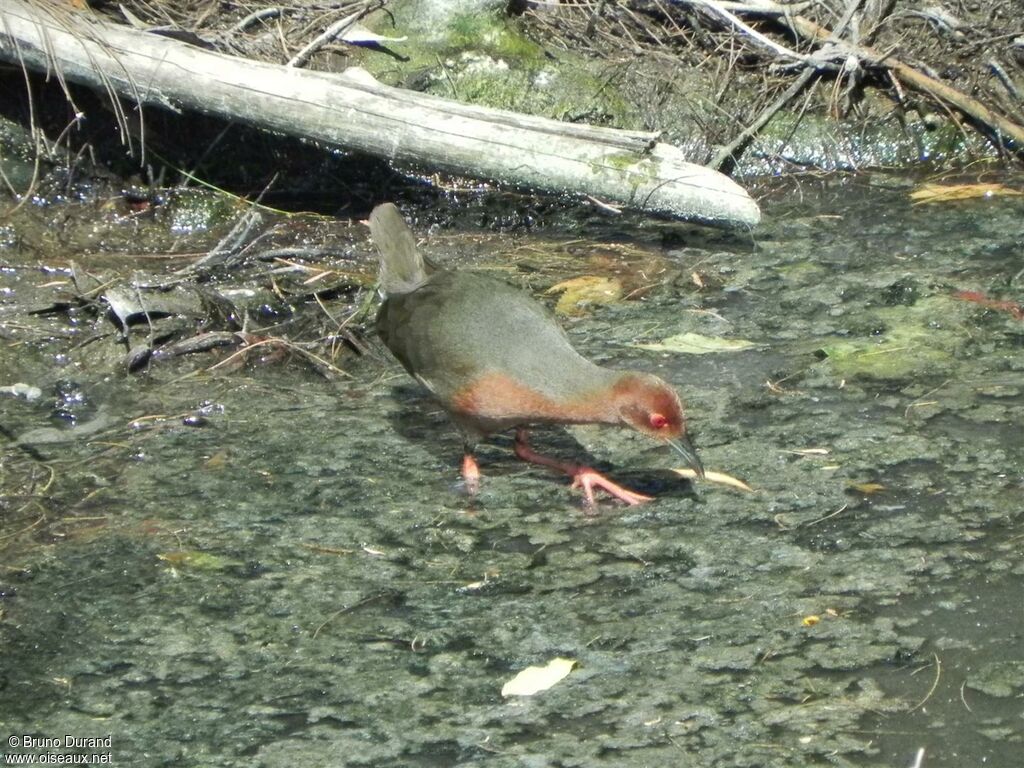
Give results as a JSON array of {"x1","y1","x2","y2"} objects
[{"x1": 51, "y1": 379, "x2": 93, "y2": 426}]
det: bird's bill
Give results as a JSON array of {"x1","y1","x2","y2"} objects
[{"x1": 669, "y1": 435, "x2": 705, "y2": 480}]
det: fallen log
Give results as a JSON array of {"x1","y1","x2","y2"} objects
[{"x1": 0, "y1": 0, "x2": 761, "y2": 229}]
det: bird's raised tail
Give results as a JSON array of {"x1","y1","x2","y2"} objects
[{"x1": 369, "y1": 203, "x2": 428, "y2": 295}]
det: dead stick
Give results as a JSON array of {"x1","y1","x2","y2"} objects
[
  {"x1": 712, "y1": 67, "x2": 816, "y2": 172},
  {"x1": 710, "y1": 0, "x2": 863, "y2": 171},
  {"x1": 783, "y1": 10, "x2": 1024, "y2": 151}
]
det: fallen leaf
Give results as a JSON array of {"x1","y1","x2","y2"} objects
[
  {"x1": 501, "y1": 658, "x2": 576, "y2": 697},
  {"x1": 910, "y1": 182, "x2": 1022, "y2": 204},
  {"x1": 802, "y1": 615, "x2": 821, "y2": 627},
  {"x1": 101, "y1": 283, "x2": 207, "y2": 331},
  {"x1": 673, "y1": 468, "x2": 754, "y2": 492},
  {"x1": 157, "y1": 551, "x2": 238, "y2": 571},
  {"x1": 546, "y1": 276, "x2": 622, "y2": 316},
  {"x1": 204, "y1": 450, "x2": 228, "y2": 470},
  {"x1": 633, "y1": 332, "x2": 758, "y2": 354},
  {"x1": 848, "y1": 482, "x2": 886, "y2": 494},
  {"x1": 951, "y1": 290, "x2": 1024, "y2": 320},
  {"x1": 459, "y1": 572, "x2": 498, "y2": 593},
  {"x1": 302, "y1": 544, "x2": 355, "y2": 556}
]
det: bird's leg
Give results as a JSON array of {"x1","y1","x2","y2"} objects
[
  {"x1": 512, "y1": 428, "x2": 653, "y2": 507},
  {"x1": 461, "y1": 452, "x2": 481, "y2": 495}
]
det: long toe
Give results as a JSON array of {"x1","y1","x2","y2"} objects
[{"x1": 571, "y1": 467, "x2": 653, "y2": 506}]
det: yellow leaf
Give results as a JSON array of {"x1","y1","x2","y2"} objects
[
  {"x1": 204, "y1": 450, "x2": 228, "y2": 469},
  {"x1": 802, "y1": 615, "x2": 821, "y2": 627},
  {"x1": 909, "y1": 182, "x2": 1022, "y2": 204},
  {"x1": 501, "y1": 658, "x2": 576, "y2": 697},
  {"x1": 546, "y1": 276, "x2": 622, "y2": 316},
  {"x1": 633, "y1": 332, "x2": 758, "y2": 354},
  {"x1": 673, "y1": 468, "x2": 754, "y2": 492},
  {"x1": 848, "y1": 482, "x2": 886, "y2": 494}
]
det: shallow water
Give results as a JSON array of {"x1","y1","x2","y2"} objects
[{"x1": 1, "y1": 178, "x2": 1022, "y2": 767}]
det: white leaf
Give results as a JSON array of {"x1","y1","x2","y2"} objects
[
  {"x1": 632, "y1": 332, "x2": 758, "y2": 354},
  {"x1": 501, "y1": 658, "x2": 576, "y2": 697}
]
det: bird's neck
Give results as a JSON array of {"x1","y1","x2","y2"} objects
[{"x1": 558, "y1": 369, "x2": 633, "y2": 426}]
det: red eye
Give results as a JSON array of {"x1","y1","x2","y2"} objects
[{"x1": 649, "y1": 413, "x2": 669, "y2": 429}]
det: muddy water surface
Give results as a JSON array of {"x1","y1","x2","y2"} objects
[{"x1": 1, "y1": 179, "x2": 1022, "y2": 767}]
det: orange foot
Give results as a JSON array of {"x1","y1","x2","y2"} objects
[
  {"x1": 513, "y1": 427, "x2": 652, "y2": 508},
  {"x1": 570, "y1": 467, "x2": 653, "y2": 508},
  {"x1": 461, "y1": 453, "x2": 481, "y2": 495}
]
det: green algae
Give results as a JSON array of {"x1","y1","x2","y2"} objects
[
  {"x1": 966, "y1": 661, "x2": 1024, "y2": 698},
  {"x1": 817, "y1": 296, "x2": 968, "y2": 379},
  {"x1": 446, "y1": 11, "x2": 543, "y2": 61},
  {"x1": 359, "y1": 2, "x2": 638, "y2": 125}
]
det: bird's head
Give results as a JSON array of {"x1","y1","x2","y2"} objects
[{"x1": 613, "y1": 373, "x2": 705, "y2": 479}]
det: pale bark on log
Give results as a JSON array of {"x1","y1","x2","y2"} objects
[{"x1": 0, "y1": 0, "x2": 761, "y2": 229}]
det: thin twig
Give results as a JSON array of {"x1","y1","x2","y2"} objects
[
  {"x1": 712, "y1": 67, "x2": 816, "y2": 171},
  {"x1": 231, "y1": 6, "x2": 283, "y2": 33},
  {"x1": 801, "y1": 503, "x2": 848, "y2": 527},
  {"x1": 958, "y1": 679, "x2": 972, "y2": 712},
  {"x1": 909, "y1": 653, "x2": 941, "y2": 711},
  {"x1": 685, "y1": 0, "x2": 812, "y2": 64},
  {"x1": 904, "y1": 379, "x2": 950, "y2": 419},
  {"x1": 312, "y1": 591, "x2": 393, "y2": 638},
  {"x1": 288, "y1": 6, "x2": 370, "y2": 68}
]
